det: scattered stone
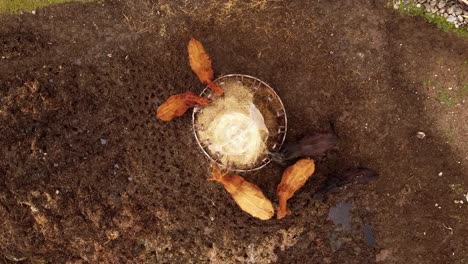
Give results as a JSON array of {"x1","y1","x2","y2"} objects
[
  {"x1": 416, "y1": 131, "x2": 426, "y2": 139},
  {"x1": 448, "y1": 6, "x2": 455, "y2": 14},
  {"x1": 438, "y1": 172, "x2": 443, "y2": 177},
  {"x1": 402, "y1": 1, "x2": 467, "y2": 29},
  {"x1": 447, "y1": 15, "x2": 457, "y2": 22},
  {"x1": 100, "y1": 138, "x2": 108, "y2": 145}
]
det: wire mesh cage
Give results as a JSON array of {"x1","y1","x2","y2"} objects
[{"x1": 192, "y1": 74, "x2": 287, "y2": 172}]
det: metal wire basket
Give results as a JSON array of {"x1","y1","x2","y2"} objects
[{"x1": 192, "y1": 74, "x2": 287, "y2": 172}]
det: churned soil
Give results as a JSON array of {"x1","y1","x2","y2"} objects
[{"x1": 1, "y1": 0, "x2": 467, "y2": 263}]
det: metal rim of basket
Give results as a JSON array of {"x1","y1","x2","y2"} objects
[{"x1": 192, "y1": 74, "x2": 288, "y2": 172}]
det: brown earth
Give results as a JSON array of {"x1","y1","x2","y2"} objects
[{"x1": 1, "y1": 0, "x2": 468, "y2": 263}]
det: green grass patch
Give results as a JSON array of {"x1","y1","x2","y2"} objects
[
  {"x1": 398, "y1": 2, "x2": 426, "y2": 16},
  {"x1": 463, "y1": 84, "x2": 468, "y2": 93},
  {"x1": 0, "y1": 0, "x2": 94, "y2": 14},
  {"x1": 397, "y1": 2, "x2": 468, "y2": 38},
  {"x1": 436, "y1": 86, "x2": 468, "y2": 107},
  {"x1": 437, "y1": 90, "x2": 456, "y2": 107},
  {"x1": 427, "y1": 79, "x2": 468, "y2": 107}
]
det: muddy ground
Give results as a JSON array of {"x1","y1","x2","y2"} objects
[{"x1": 1, "y1": 0, "x2": 468, "y2": 263}]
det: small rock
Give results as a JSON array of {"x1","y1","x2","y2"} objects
[
  {"x1": 376, "y1": 249, "x2": 391, "y2": 262},
  {"x1": 454, "y1": 7, "x2": 463, "y2": 15},
  {"x1": 437, "y1": 1, "x2": 446, "y2": 8},
  {"x1": 416, "y1": 131, "x2": 426, "y2": 139},
  {"x1": 438, "y1": 172, "x2": 443, "y2": 177},
  {"x1": 431, "y1": 6, "x2": 439, "y2": 13},
  {"x1": 458, "y1": 15, "x2": 464, "y2": 22},
  {"x1": 203, "y1": 227, "x2": 213, "y2": 235},
  {"x1": 424, "y1": 3, "x2": 432, "y2": 10},
  {"x1": 430, "y1": 0, "x2": 437, "y2": 6},
  {"x1": 447, "y1": 6, "x2": 454, "y2": 14},
  {"x1": 447, "y1": 15, "x2": 457, "y2": 22},
  {"x1": 354, "y1": 246, "x2": 362, "y2": 254},
  {"x1": 100, "y1": 138, "x2": 108, "y2": 145},
  {"x1": 31, "y1": 10, "x2": 36, "y2": 15},
  {"x1": 106, "y1": 230, "x2": 120, "y2": 240},
  {"x1": 439, "y1": 8, "x2": 446, "y2": 13}
]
